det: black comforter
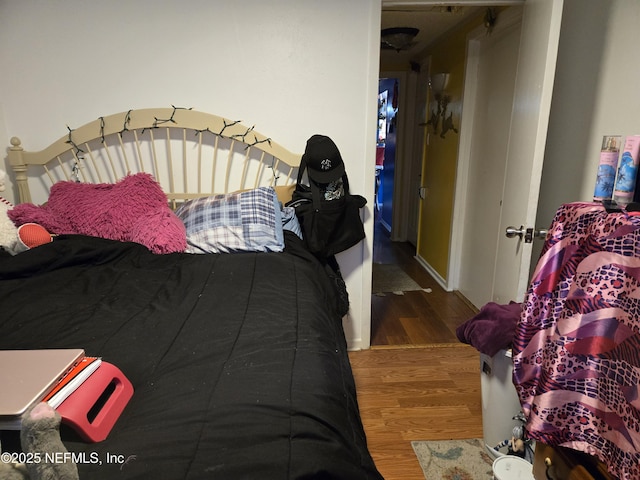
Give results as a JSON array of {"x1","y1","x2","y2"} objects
[{"x1": 0, "y1": 232, "x2": 381, "y2": 479}]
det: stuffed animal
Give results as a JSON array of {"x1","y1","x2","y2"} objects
[
  {"x1": 0, "y1": 446, "x2": 28, "y2": 480},
  {"x1": 0, "y1": 194, "x2": 20, "y2": 254},
  {"x1": 0, "y1": 169, "x2": 53, "y2": 254},
  {"x1": 0, "y1": 205, "x2": 52, "y2": 255},
  {"x1": 0, "y1": 402, "x2": 79, "y2": 480},
  {"x1": 492, "y1": 411, "x2": 535, "y2": 463},
  {"x1": 0, "y1": 167, "x2": 19, "y2": 253}
]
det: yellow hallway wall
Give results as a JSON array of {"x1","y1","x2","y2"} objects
[{"x1": 417, "y1": 12, "x2": 488, "y2": 281}]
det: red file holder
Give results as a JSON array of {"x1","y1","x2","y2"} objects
[{"x1": 56, "y1": 362, "x2": 133, "y2": 443}]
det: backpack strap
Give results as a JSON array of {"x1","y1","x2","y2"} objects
[
  {"x1": 294, "y1": 155, "x2": 322, "y2": 210},
  {"x1": 296, "y1": 154, "x2": 307, "y2": 184},
  {"x1": 341, "y1": 173, "x2": 351, "y2": 195}
]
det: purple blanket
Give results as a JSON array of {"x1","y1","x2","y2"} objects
[{"x1": 456, "y1": 301, "x2": 522, "y2": 357}]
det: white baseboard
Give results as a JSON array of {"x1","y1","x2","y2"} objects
[{"x1": 414, "y1": 254, "x2": 451, "y2": 292}]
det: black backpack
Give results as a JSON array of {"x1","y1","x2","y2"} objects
[{"x1": 286, "y1": 135, "x2": 367, "y2": 259}]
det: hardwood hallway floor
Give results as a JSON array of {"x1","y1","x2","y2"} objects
[
  {"x1": 370, "y1": 220, "x2": 478, "y2": 346},
  {"x1": 348, "y1": 221, "x2": 485, "y2": 479}
]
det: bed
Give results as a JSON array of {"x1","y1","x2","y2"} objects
[{"x1": 0, "y1": 107, "x2": 381, "y2": 479}]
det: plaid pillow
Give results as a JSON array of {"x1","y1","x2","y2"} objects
[{"x1": 176, "y1": 187, "x2": 284, "y2": 254}]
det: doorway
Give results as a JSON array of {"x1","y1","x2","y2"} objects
[
  {"x1": 371, "y1": 74, "x2": 475, "y2": 347},
  {"x1": 377, "y1": 78, "x2": 398, "y2": 231},
  {"x1": 373, "y1": 1, "x2": 562, "y2": 346}
]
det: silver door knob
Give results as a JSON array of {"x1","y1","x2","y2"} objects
[
  {"x1": 534, "y1": 229, "x2": 549, "y2": 240},
  {"x1": 505, "y1": 225, "x2": 525, "y2": 239},
  {"x1": 506, "y1": 226, "x2": 549, "y2": 243}
]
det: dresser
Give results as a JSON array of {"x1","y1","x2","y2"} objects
[{"x1": 533, "y1": 443, "x2": 616, "y2": 480}]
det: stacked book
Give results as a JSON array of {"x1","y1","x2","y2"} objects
[
  {"x1": 42, "y1": 356, "x2": 102, "y2": 409},
  {"x1": 0, "y1": 349, "x2": 101, "y2": 429}
]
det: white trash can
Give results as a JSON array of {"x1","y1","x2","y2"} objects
[
  {"x1": 480, "y1": 349, "x2": 523, "y2": 459},
  {"x1": 492, "y1": 455, "x2": 534, "y2": 480}
]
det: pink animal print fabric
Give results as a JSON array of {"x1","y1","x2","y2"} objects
[{"x1": 513, "y1": 202, "x2": 640, "y2": 480}]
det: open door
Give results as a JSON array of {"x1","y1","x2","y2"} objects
[
  {"x1": 491, "y1": 0, "x2": 564, "y2": 303},
  {"x1": 419, "y1": 0, "x2": 563, "y2": 308},
  {"x1": 454, "y1": 7, "x2": 524, "y2": 309}
]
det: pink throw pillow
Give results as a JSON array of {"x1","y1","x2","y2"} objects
[{"x1": 9, "y1": 173, "x2": 186, "y2": 254}]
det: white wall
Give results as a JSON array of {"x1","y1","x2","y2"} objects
[
  {"x1": 0, "y1": 0, "x2": 382, "y2": 349},
  {"x1": 536, "y1": 0, "x2": 640, "y2": 235}
]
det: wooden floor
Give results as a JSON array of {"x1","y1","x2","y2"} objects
[
  {"x1": 348, "y1": 220, "x2": 484, "y2": 479},
  {"x1": 370, "y1": 220, "x2": 478, "y2": 346},
  {"x1": 349, "y1": 345, "x2": 483, "y2": 479}
]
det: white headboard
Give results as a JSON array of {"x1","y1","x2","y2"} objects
[{"x1": 7, "y1": 107, "x2": 301, "y2": 207}]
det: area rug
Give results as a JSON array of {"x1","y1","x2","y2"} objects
[
  {"x1": 411, "y1": 438, "x2": 494, "y2": 479},
  {"x1": 372, "y1": 263, "x2": 423, "y2": 295}
]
